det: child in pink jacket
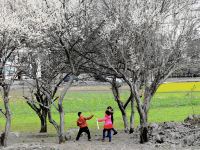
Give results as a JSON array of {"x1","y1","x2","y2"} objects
[{"x1": 98, "y1": 110, "x2": 113, "y2": 142}]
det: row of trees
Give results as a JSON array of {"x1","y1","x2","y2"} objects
[{"x1": 0, "y1": 0, "x2": 199, "y2": 146}]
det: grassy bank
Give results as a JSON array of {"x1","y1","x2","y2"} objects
[{"x1": 0, "y1": 82, "x2": 199, "y2": 133}]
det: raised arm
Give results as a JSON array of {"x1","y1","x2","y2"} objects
[
  {"x1": 98, "y1": 117, "x2": 106, "y2": 122},
  {"x1": 85, "y1": 115, "x2": 94, "y2": 120}
]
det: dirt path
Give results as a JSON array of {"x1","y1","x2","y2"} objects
[{"x1": 2, "y1": 126, "x2": 200, "y2": 150}]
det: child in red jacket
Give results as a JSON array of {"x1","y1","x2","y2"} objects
[{"x1": 76, "y1": 112, "x2": 94, "y2": 141}]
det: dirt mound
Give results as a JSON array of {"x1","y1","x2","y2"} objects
[{"x1": 148, "y1": 119, "x2": 200, "y2": 147}]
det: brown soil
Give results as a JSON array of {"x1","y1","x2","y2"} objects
[{"x1": 2, "y1": 119, "x2": 200, "y2": 150}]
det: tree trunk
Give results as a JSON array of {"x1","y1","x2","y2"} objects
[
  {"x1": 58, "y1": 102, "x2": 65, "y2": 143},
  {"x1": 26, "y1": 99, "x2": 48, "y2": 133},
  {"x1": 140, "y1": 124, "x2": 148, "y2": 143},
  {"x1": 39, "y1": 112, "x2": 47, "y2": 133},
  {"x1": 132, "y1": 84, "x2": 149, "y2": 143},
  {"x1": 119, "y1": 106, "x2": 129, "y2": 133},
  {"x1": 115, "y1": 98, "x2": 129, "y2": 132},
  {"x1": 129, "y1": 98, "x2": 134, "y2": 134},
  {"x1": 139, "y1": 112, "x2": 148, "y2": 143},
  {"x1": 111, "y1": 81, "x2": 129, "y2": 132},
  {"x1": 139, "y1": 93, "x2": 153, "y2": 143},
  {"x1": 1, "y1": 85, "x2": 11, "y2": 147},
  {"x1": 48, "y1": 110, "x2": 59, "y2": 133},
  {"x1": 57, "y1": 77, "x2": 74, "y2": 143}
]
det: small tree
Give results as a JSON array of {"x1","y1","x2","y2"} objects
[
  {"x1": 21, "y1": 49, "x2": 67, "y2": 133},
  {"x1": 0, "y1": 1, "x2": 26, "y2": 146},
  {"x1": 90, "y1": 72, "x2": 134, "y2": 133},
  {"x1": 22, "y1": 0, "x2": 107, "y2": 143}
]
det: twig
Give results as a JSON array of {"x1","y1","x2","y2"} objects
[{"x1": 0, "y1": 109, "x2": 6, "y2": 117}]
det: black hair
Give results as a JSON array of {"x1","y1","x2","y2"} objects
[
  {"x1": 105, "y1": 110, "x2": 111, "y2": 115},
  {"x1": 107, "y1": 106, "x2": 112, "y2": 109},
  {"x1": 78, "y1": 112, "x2": 82, "y2": 116},
  {"x1": 107, "y1": 106, "x2": 113, "y2": 111}
]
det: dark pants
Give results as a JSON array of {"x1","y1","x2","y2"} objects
[
  {"x1": 112, "y1": 128, "x2": 117, "y2": 133},
  {"x1": 106, "y1": 128, "x2": 117, "y2": 136},
  {"x1": 103, "y1": 129, "x2": 112, "y2": 142},
  {"x1": 76, "y1": 127, "x2": 91, "y2": 140},
  {"x1": 111, "y1": 114, "x2": 117, "y2": 134}
]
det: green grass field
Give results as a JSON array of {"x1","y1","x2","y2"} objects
[{"x1": 0, "y1": 82, "x2": 200, "y2": 133}]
